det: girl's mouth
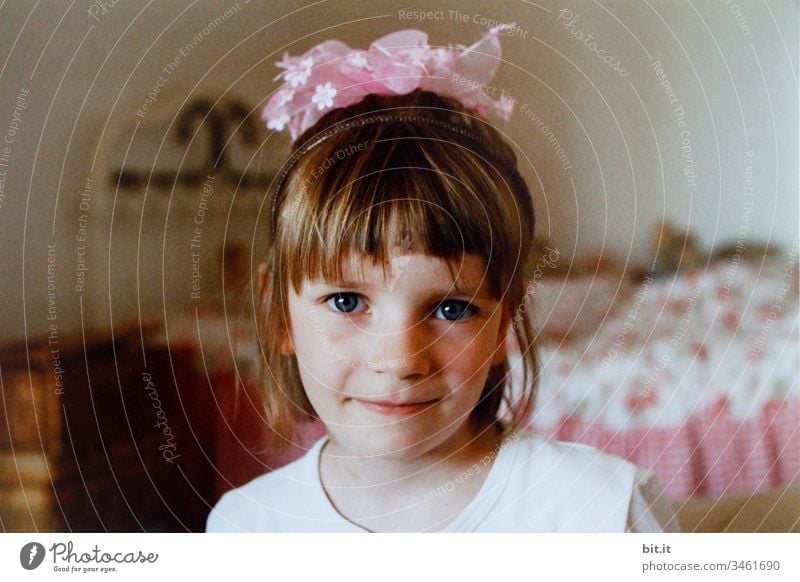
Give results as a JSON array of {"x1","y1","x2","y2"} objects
[{"x1": 355, "y1": 399, "x2": 439, "y2": 417}]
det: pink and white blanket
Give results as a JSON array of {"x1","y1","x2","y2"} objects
[{"x1": 522, "y1": 254, "x2": 798, "y2": 499}]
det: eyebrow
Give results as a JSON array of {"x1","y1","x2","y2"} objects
[
  {"x1": 309, "y1": 279, "x2": 495, "y2": 301},
  {"x1": 307, "y1": 280, "x2": 375, "y2": 292}
]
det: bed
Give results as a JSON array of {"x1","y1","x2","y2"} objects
[{"x1": 521, "y1": 247, "x2": 799, "y2": 499}]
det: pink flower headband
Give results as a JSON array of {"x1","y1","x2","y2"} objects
[{"x1": 262, "y1": 25, "x2": 517, "y2": 141}]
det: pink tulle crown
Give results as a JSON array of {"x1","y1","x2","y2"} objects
[{"x1": 262, "y1": 25, "x2": 518, "y2": 141}]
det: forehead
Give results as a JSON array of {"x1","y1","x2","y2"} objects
[
  {"x1": 307, "y1": 252, "x2": 492, "y2": 293},
  {"x1": 278, "y1": 188, "x2": 511, "y2": 300}
]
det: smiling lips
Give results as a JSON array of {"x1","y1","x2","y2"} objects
[{"x1": 355, "y1": 399, "x2": 439, "y2": 416}]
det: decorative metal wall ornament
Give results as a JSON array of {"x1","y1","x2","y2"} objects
[{"x1": 112, "y1": 98, "x2": 272, "y2": 191}]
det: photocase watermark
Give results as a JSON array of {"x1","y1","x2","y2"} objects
[
  {"x1": 652, "y1": 60, "x2": 680, "y2": 107},
  {"x1": 640, "y1": 278, "x2": 708, "y2": 397},
  {"x1": 515, "y1": 486, "x2": 571, "y2": 532},
  {"x1": 0, "y1": 87, "x2": 29, "y2": 211},
  {"x1": 599, "y1": 275, "x2": 654, "y2": 370},
  {"x1": 652, "y1": 60, "x2": 696, "y2": 194},
  {"x1": 282, "y1": 140, "x2": 369, "y2": 223},
  {"x1": 422, "y1": 431, "x2": 521, "y2": 502},
  {"x1": 386, "y1": 235, "x2": 413, "y2": 291},
  {"x1": 308, "y1": 304, "x2": 413, "y2": 372},
  {"x1": 397, "y1": 9, "x2": 530, "y2": 39},
  {"x1": 137, "y1": 75, "x2": 168, "y2": 120},
  {"x1": 307, "y1": 141, "x2": 368, "y2": 181},
  {"x1": 719, "y1": 149, "x2": 754, "y2": 299},
  {"x1": 45, "y1": 540, "x2": 157, "y2": 574},
  {"x1": 19, "y1": 542, "x2": 46, "y2": 570},
  {"x1": 749, "y1": 240, "x2": 799, "y2": 360},
  {"x1": 74, "y1": 174, "x2": 94, "y2": 294},
  {"x1": 396, "y1": 9, "x2": 449, "y2": 22},
  {"x1": 676, "y1": 111, "x2": 696, "y2": 191},
  {"x1": 87, "y1": 0, "x2": 121, "y2": 23},
  {"x1": 142, "y1": 372, "x2": 181, "y2": 463},
  {"x1": 513, "y1": 245, "x2": 560, "y2": 329},
  {"x1": 190, "y1": 175, "x2": 214, "y2": 300},
  {"x1": 46, "y1": 243, "x2": 64, "y2": 396},
  {"x1": 517, "y1": 105, "x2": 572, "y2": 171},
  {"x1": 451, "y1": 73, "x2": 516, "y2": 107},
  {"x1": 720, "y1": 0, "x2": 752, "y2": 38},
  {"x1": 555, "y1": 8, "x2": 629, "y2": 77},
  {"x1": 136, "y1": 3, "x2": 243, "y2": 118}
]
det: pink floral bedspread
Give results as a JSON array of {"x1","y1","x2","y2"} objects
[{"x1": 521, "y1": 254, "x2": 799, "y2": 499}]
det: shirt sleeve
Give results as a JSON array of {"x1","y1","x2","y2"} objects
[
  {"x1": 626, "y1": 468, "x2": 681, "y2": 532},
  {"x1": 205, "y1": 494, "x2": 236, "y2": 532},
  {"x1": 205, "y1": 491, "x2": 256, "y2": 533}
]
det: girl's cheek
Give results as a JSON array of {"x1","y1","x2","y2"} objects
[
  {"x1": 460, "y1": 326, "x2": 502, "y2": 364},
  {"x1": 316, "y1": 319, "x2": 361, "y2": 358}
]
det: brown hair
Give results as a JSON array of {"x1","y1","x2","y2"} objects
[{"x1": 258, "y1": 88, "x2": 538, "y2": 448}]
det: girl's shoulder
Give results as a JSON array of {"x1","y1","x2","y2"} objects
[
  {"x1": 507, "y1": 431, "x2": 639, "y2": 478},
  {"x1": 466, "y1": 431, "x2": 643, "y2": 532},
  {"x1": 502, "y1": 432, "x2": 678, "y2": 532},
  {"x1": 502, "y1": 432, "x2": 640, "y2": 499},
  {"x1": 205, "y1": 437, "x2": 327, "y2": 532}
]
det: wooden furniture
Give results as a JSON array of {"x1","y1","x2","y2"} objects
[
  {"x1": 0, "y1": 342, "x2": 63, "y2": 531},
  {"x1": 0, "y1": 328, "x2": 216, "y2": 532},
  {"x1": 675, "y1": 484, "x2": 800, "y2": 532}
]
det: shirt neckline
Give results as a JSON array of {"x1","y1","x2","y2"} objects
[
  {"x1": 310, "y1": 431, "x2": 521, "y2": 533},
  {"x1": 314, "y1": 437, "x2": 370, "y2": 532}
]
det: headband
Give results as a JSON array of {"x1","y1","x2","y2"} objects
[{"x1": 268, "y1": 112, "x2": 529, "y2": 236}]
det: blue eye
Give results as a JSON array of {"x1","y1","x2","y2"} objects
[
  {"x1": 434, "y1": 300, "x2": 474, "y2": 321},
  {"x1": 326, "y1": 293, "x2": 364, "y2": 314}
]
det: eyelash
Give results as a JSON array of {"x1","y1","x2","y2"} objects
[
  {"x1": 324, "y1": 293, "x2": 366, "y2": 315},
  {"x1": 322, "y1": 292, "x2": 477, "y2": 322}
]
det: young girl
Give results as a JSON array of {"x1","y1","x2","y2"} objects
[{"x1": 206, "y1": 27, "x2": 678, "y2": 533}]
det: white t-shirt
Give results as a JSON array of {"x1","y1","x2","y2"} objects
[{"x1": 206, "y1": 431, "x2": 679, "y2": 532}]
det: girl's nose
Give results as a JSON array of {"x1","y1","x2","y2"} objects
[{"x1": 366, "y1": 317, "x2": 432, "y2": 379}]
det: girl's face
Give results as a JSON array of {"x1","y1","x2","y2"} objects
[{"x1": 285, "y1": 253, "x2": 509, "y2": 461}]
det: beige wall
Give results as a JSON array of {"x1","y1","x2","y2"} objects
[{"x1": 0, "y1": 0, "x2": 797, "y2": 343}]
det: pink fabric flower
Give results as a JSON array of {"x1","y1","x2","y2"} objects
[
  {"x1": 263, "y1": 25, "x2": 516, "y2": 141},
  {"x1": 311, "y1": 82, "x2": 337, "y2": 110}
]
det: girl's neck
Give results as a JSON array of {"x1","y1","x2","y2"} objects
[
  {"x1": 322, "y1": 422, "x2": 503, "y2": 485},
  {"x1": 318, "y1": 423, "x2": 505, "y2": 532}
]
